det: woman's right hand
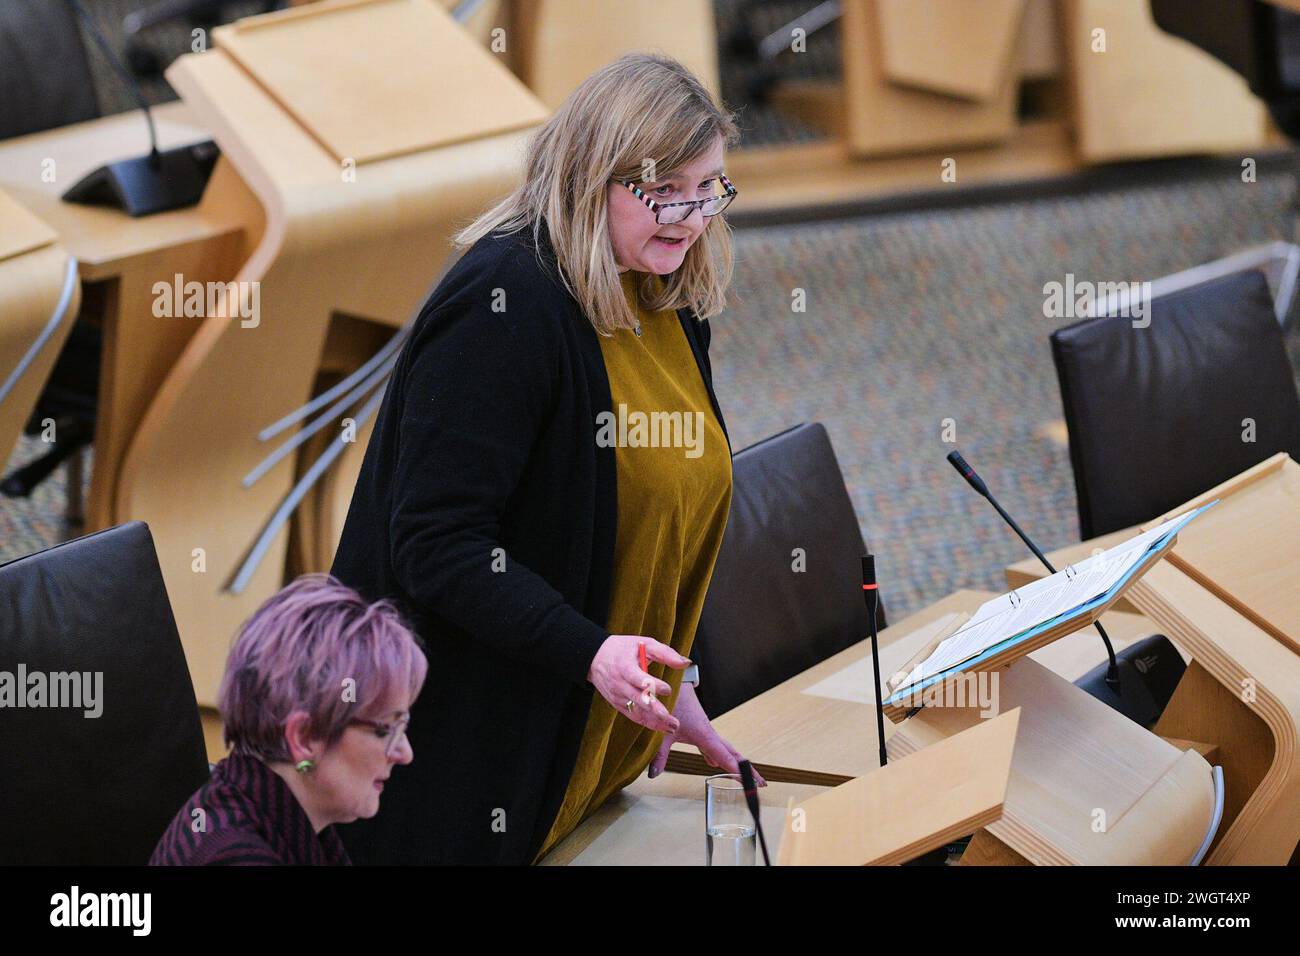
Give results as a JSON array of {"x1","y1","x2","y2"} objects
[{"x1": 587, "y1": 635, "x2": 687, "y2": 734}]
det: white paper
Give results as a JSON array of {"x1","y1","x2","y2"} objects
[{"x1": 890, "y1": 509, "x2": 1201, "y2": 696}]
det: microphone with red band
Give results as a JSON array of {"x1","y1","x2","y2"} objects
[{"x1": 863, "y1": 555, "x2": 889, "y2": 767}]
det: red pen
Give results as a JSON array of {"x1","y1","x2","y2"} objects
[{"x1": 638, "y1": 642, "x2": 648, "y2": 673}]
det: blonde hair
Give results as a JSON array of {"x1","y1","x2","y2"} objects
[{"x1": 454, "y1": 53, "x2": 739, "y2": 335}]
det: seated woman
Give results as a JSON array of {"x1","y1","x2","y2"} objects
[{"x1": 151, "y1": 574, "x2": 427, "y2": 865}]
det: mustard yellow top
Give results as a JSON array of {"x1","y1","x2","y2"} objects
[{"x1": 534, "y1": 272, "x2": 733, "y2": 861}]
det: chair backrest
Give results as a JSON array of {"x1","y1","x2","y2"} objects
[
  {"x1": 0, "y1": 521, "x2": 209, "y2": 864},
  {"x1": 0, "y1": 0, "x2": 99, "y2": 140},
  {"x1": 693, "y1": 423, "x2": 885, "y2": 719},
  {"x1": 1051, "y1": 269, "x2": 1300, "y2": 539}
]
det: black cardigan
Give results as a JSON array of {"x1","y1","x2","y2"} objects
[{"x1": 330, "y1": 223, "x2": 729, "y2": 864}]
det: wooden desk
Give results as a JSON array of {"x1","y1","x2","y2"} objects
[
  {"x1": 540, "y1": 773, "x2": 827, "y2": 866},
  {"x1": 547, "y1": 591, "x2": 1211, "y2": 865},
  {"x1": 661, "y1": 589, "x2": 1213, "y2": 865},
  {"x1": 1007, "y1": 471, "x2": 1300, "y2": 866},
  {"x1": 0, "y1": 102, "x2": 254, "y2": 528}
]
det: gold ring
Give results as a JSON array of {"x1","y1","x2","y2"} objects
[{"x1": 625, "y1": 699, "x2": 636, "y2": 714}]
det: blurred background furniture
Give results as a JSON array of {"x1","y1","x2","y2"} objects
[
  {"x1": 0, "y1": 191, "x2": 82, "y2": 503},
  {"x1": 116, "y1": 0, "x2": 546, "y2": 710},
  {"x1": 0, "y1": 521, "x2": 209, "y2": 865}
]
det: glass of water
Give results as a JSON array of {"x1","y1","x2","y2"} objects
[{"x1": 705, "y1": 774, "x2": 756, "y2": 866}]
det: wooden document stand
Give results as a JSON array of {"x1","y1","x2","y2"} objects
[
  {"x1": 120, "y1": 0, "x2": 547, "y2": 705},
  {"x1": 778, "y1": 708, "x2": 1019, "y2": 866},
  {"x1": 880, "y1": 522, "x2": 1186, "y2": 722}
]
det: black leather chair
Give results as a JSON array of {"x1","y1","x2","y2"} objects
[
  {"x1": 0, "y1": 0, "x2": 99, "y2": 140},
  {"x1": 692, "y1": 423, "x2": 886, "y2": 719},
  {"x1": 1051, "y1": 269, "x2": 1300, "y2": 540},
  {"x1": 0, "y1": 521, "x2": 209, "y2": 864}
]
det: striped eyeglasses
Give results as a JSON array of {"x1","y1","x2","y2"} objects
[{"x1": 616, "y1": 174, "x2": 738, "y2": 225}]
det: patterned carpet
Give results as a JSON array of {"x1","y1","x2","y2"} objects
[
  {"x1": 6, "y1": 165, "x2": 1300, "y2": 620},
  {"x1": 713, "y1": 166, "x2": 1300, "y2": 618}
]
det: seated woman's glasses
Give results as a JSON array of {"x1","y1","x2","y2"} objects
[{"x1": 351, "y1": 716, "x2": 410, "y2": 757}]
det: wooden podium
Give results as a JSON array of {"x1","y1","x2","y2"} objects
[
  {"x1": 116, "y1": 0, "x2": 547, "y2": 706},
  {"x1": 664, "y1": 587, "x2": 1217, "y2": 865},
  {"x1": 1003, "y1": 454, "x2": 1300, "y2": 864}
]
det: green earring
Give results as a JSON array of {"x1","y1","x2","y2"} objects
[{"x1": 295, "y1": 759, "x2": 315, "y2": 774}]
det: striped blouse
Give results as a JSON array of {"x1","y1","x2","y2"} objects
[{"x1": 150, "y1": 752, "x2": 351, "y2": 866}]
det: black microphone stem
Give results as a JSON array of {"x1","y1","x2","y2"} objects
[
  {"x1": 68, "y1": 0, "x2": 161, "y2": 164},
  {"x1": 948, "y1": 450, "x2": 1120, "y2": 691},
  {"x1": 863, "y1": 556, "x2": 889, "y2": 767}
]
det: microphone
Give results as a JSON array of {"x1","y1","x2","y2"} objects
[
  {"x1": 737, "y1": 760, "x2": 771, "y2": 866},
  {"x1": 61, "y1": 0, "x2": 219, "y2": 217},
  {"x1": 863, "y1": 555, "x2": 889, "y2": 767},
  {"x1": 945, "y1": 450, "x2": 1120, "y2": 690}
]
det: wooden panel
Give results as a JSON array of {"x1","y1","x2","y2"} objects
[
  {"x1": 1128, "y1": 561, "x2": 1300, "y2": 864},
  {"x1": 959, "y1": 828, "x2": 1033, "y2": 865},
  {"x1": 1151, "y1": 457, "x2": 1300, "y2": 655},
  {"x1": 841, "y1": 0, "x2": 1018, "y2": 157},
  {"x1": 726, "y1": 118, "x2": 1077, "y2": 218},
  {"x1": 890, "y1": 657, "x2": 1212, "y2": 864},
  {"x1": 777, "y1": 709, "x2": 1019, "y2": 866},
  {"x1": 1017, "y1": 0, "x2": 1062, "y2": 80},
  {"x1": 877, "y1": 0, "x2": 1027, "y2": 102},
  {"x1": 0, "y1": 236, "x2": 79, "y2": 468},
  {"x1": 1063, "y1": 0, "x2": 1266, "y2": 162},
  {"x1": 214, "y1": 0, "x2": 547, "y2": 164},
  {"x1": 513, "y1": 0, "x2": 720, "y2": 110},
  {"x1": 0, "y1": 189, "x2": 57, "y2": 262}
]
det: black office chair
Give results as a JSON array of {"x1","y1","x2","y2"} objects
[
  {"x1": 692, "y1": 422, "x2": 886, "y2": 719},
  {"x1": 1051, "y1": 269, "x2": 1300, "y2": 540},
  {"x1": 0, "y1": 521, "x2": 210, "y2": 864},
  {"x1": 0, "y1": 0, "x2": 99, "y2": 139}
]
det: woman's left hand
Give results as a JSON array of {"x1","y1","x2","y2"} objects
[{"x1": 647, "y1": 681, "x2": 766, "y2": 785}]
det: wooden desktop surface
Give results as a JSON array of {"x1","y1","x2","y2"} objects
[
  {"x1": 546, "y1": 589, "x2": 1207, "y2": 865},
  {"x1": 0, "y1": 101, "x2": 244, "y2": 280}
]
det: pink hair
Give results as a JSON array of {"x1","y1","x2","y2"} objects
[{"x1": 218, "y1": 574, "x2": 427, "y2": 762}]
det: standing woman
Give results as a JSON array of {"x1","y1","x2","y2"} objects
[{"x1": 331, "y1": 52, "x2": 759, "y2": 865}]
